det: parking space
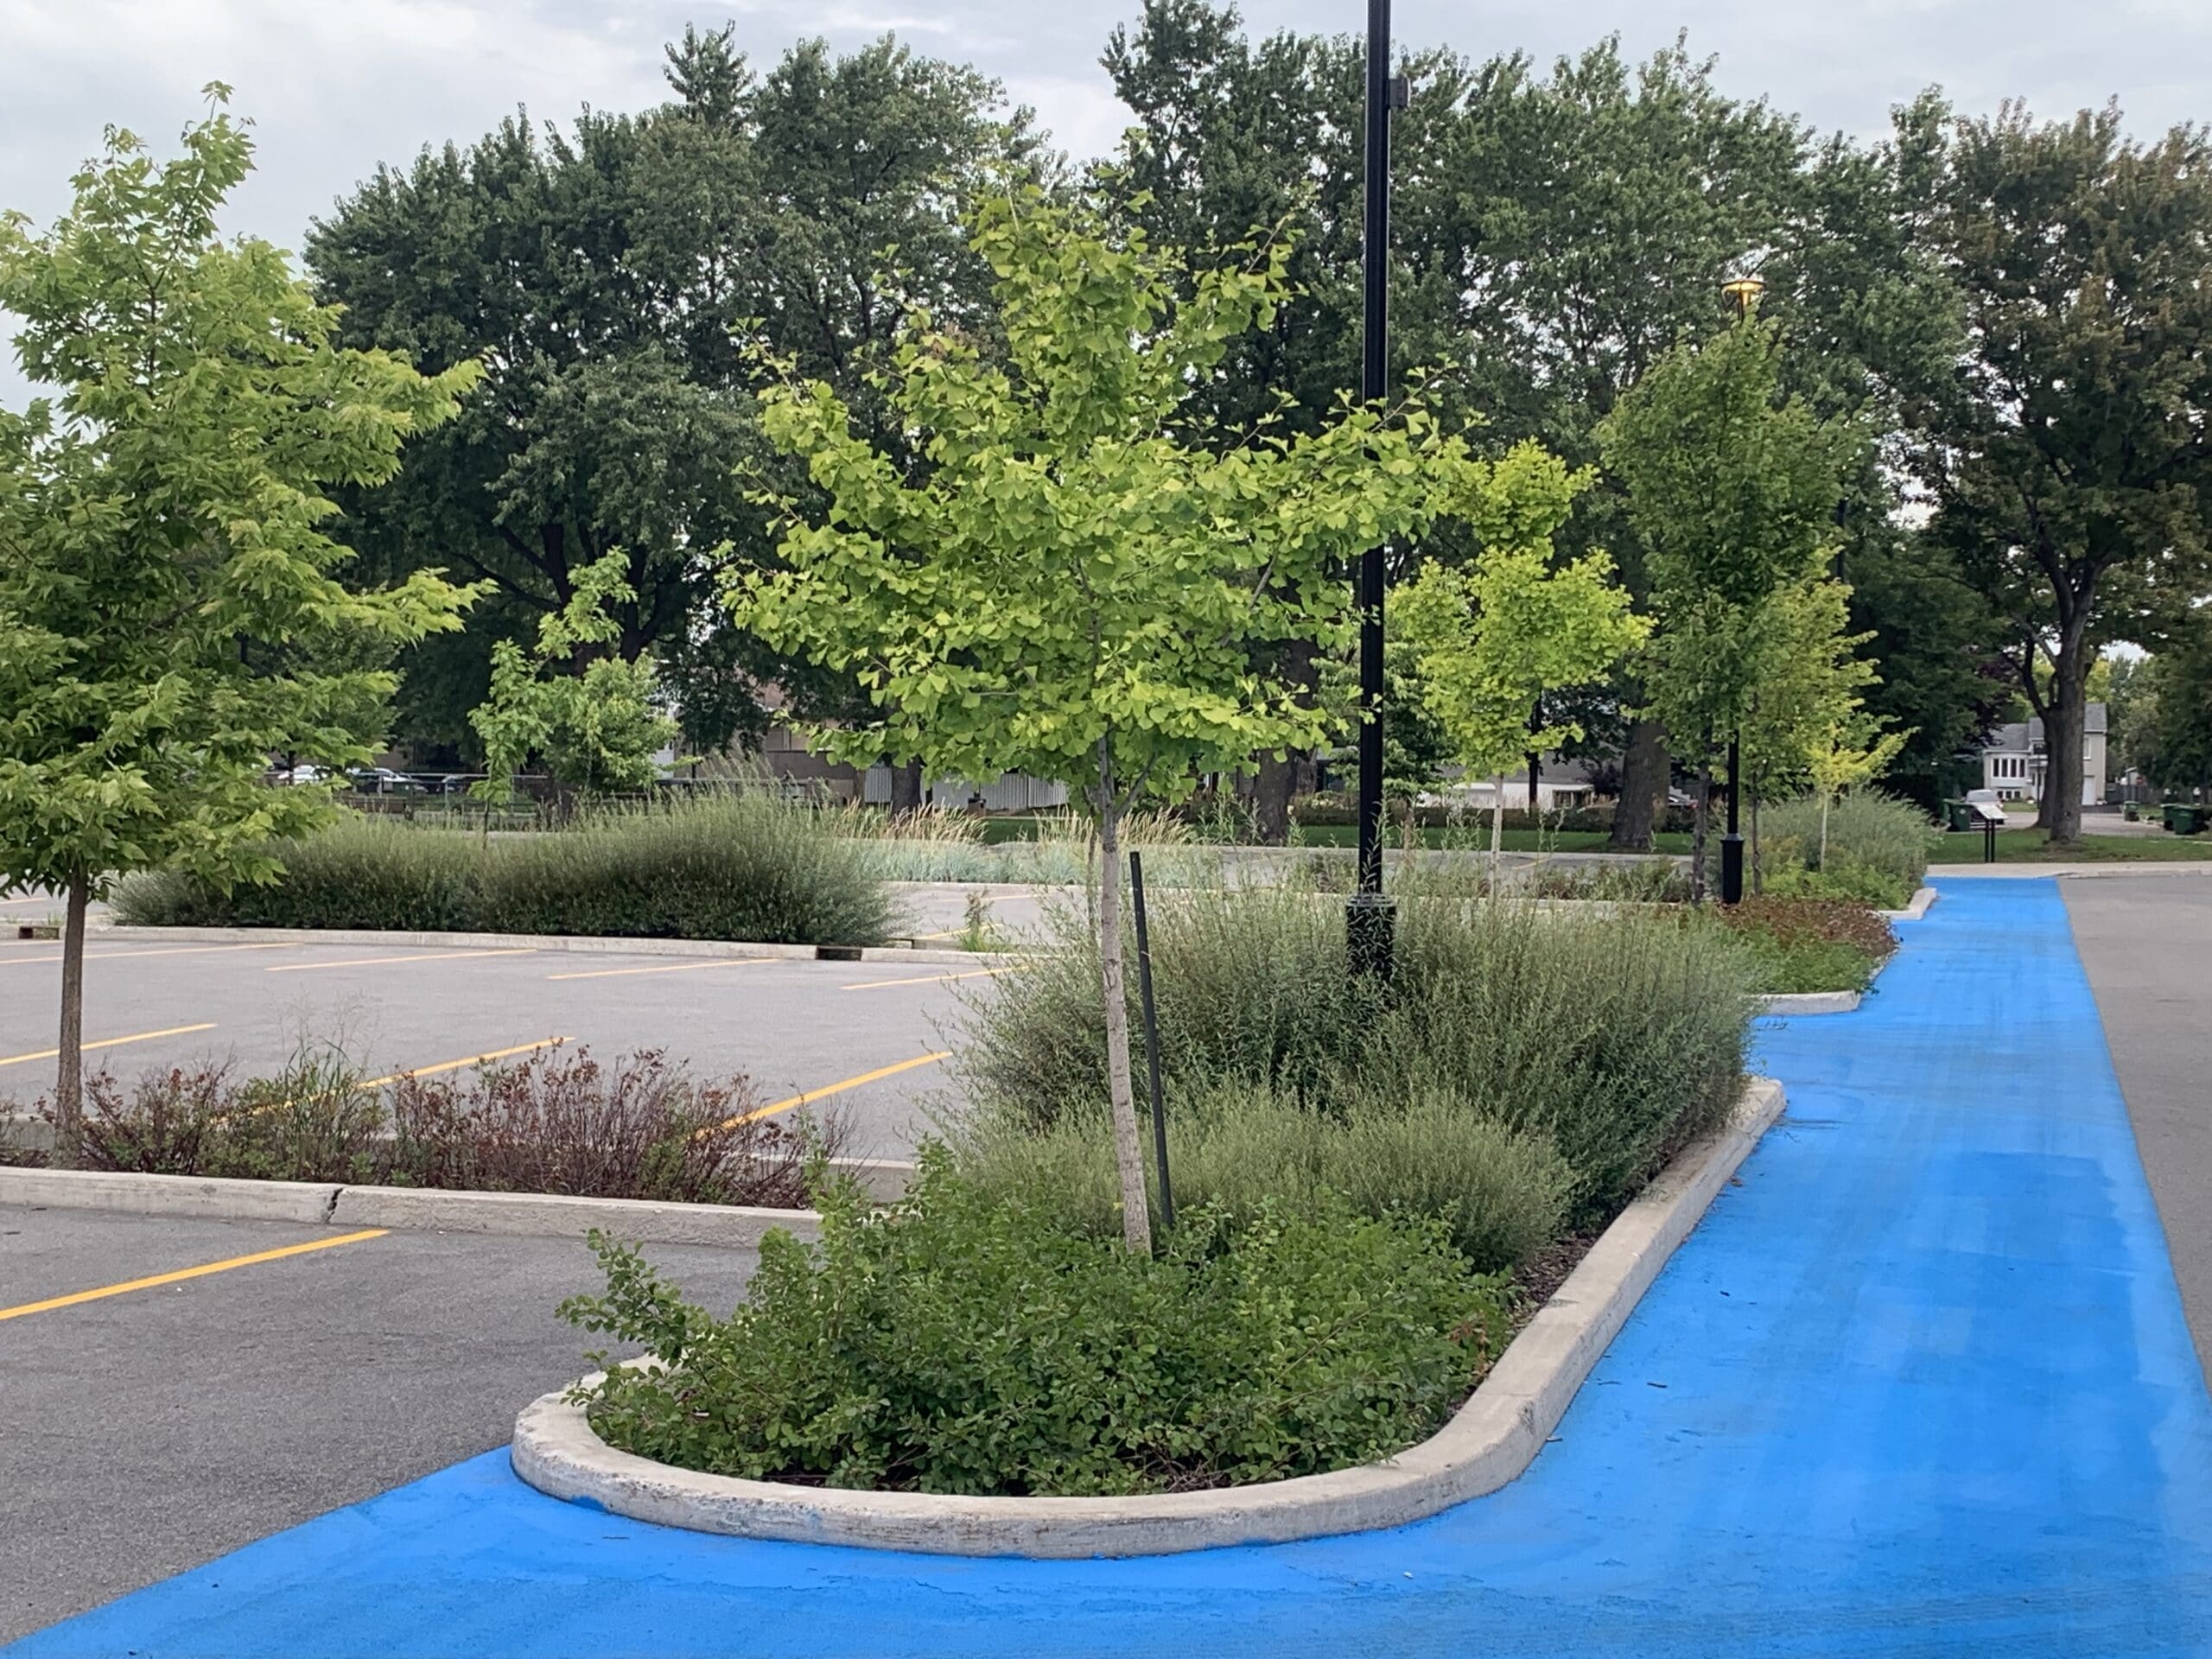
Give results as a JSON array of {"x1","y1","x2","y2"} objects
[
  {"x1": 0, "y1": 1205, "x2": 765, "y2": 1644},
  {"x1": 0, "y1": 931, "x2": 1014, "y2": 1158}
]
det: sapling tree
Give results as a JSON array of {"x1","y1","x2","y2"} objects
[
  {"x1": 1598, "y1": 315, "x2": 1851, "y2": 899},
  {"x1": 471, "y1": 550, "x2": 678, "y2": 800},
  {"x1": 732, "y1": 190, "x2": 1499, "y2": 1250},
  {"x1": 1393, "y1": 445, "x2": 1648, "y2": 880},
  {"x1": 0, "y1": 99, "x2": 480, "y2": 1163}
]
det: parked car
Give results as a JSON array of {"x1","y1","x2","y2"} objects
[
  {"x1": 346, "y1": 766, "x2": 419, "y2": 794},
  {"x1": 270, "y1": 763, "x2": 329, "y2": 785}
]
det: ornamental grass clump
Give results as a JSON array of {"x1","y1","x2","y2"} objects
[
  {"x1": 562, "y1": 1153, "x2": 1511, "y2": 1496},
  {"x1": 111, "y1": 793, "x2": 893, "y2": 946},
  {"x1": 1758, "y1": 790, "x2": 1937, "y2": 908}
]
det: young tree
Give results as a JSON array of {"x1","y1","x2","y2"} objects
[
  {"x1": 733, "y1": 192, "x2": 1501, "y2": 1251},
  {"x1": 1394, "y1": 445, "x2": 1648, "y2": 878},
  {"x1": 0, "y1": 100, "x2": 480, "y2": 1163},
  {"x1": 1598, "y1": 316, "x2": 1851, "y2": 897},
  {"x1": 1915, "y1": 102, "x2": 2212, "y2": 842},
  {"x1": 471, "y1": 551, "x2": 678, "y2": 799}
]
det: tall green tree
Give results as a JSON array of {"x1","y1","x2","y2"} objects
[
  {"x1": 308, "y1": 28, "x2": 1039, "y2": 767},
  {"x1": 1914, "y1": 101, "x2": 2212, "y2": 842},
  {"x1": 1599, "y1": 316, "x2": 1852, "y2": 895},
  {"x1": 734, "y1": 194, "x2": 1514, "y2": 1251},
  {"x1": 0, "y1": 100, "x2": 480, "y2": 1161}
]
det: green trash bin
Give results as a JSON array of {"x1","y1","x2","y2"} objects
[
  {"x1": 2163, "y1": 803, "x2": 2183, "y2": 832},
  {"x1": 2177, "y1": 806, "x2": 2207, "y2": 836},
  {"x1": 1944, "y1": 799, "x2": 1974, "y2": 832}
]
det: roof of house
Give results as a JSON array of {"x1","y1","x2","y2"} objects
[{"x1": 1984, "y1": 702, "x2": 2107, "y2": 753}]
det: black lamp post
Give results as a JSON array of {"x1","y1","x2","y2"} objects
[
  {"x1": 1348, "y1": 0, "x2": 1408, "y2": 976},
  {"x1": 1717, "y1": 272, "x2": 1764, "y2": 908}
]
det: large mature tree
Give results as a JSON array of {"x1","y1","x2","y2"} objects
[
  {"x1": 308, "y1": 27, "x2": 1038, "y2": 766},
  {"x1": 0, "y1": 101, "x2": 479, "y2": 1162},
  {"x1": 1913, "y1": 101, "x2": 2212, "y2": 842}
]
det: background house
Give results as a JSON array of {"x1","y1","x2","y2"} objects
[{"x1": 1980, "y1": 702, "x2": 2108, "y2": 805}]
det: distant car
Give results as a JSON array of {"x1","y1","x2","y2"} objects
[
  {"x1": 346, "y1": 766, "x2": 418, "y2": 794},
  {"x1": 273, "y1": 763, "x2": 329, "y2": 785}
]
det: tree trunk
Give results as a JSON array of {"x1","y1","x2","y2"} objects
[
  {"x1": 1253, "y1": 749, "x2": 1297, "y2": 846},
  {"x1": 1490, "y1": 775, "x2": 1507, "y2": 894},
  {"x1": 888, "y1": 758, "x2": 924, "y2": 818},
  {"x1": 2044, "y1": 647, "x2": 2090, "y2": 844},
  {"x1": 1611, "y1": 718, "x2": 1669, "y2": 851},
  {"x1": 1818, "y1": 793, "x2": 1832, "y2": 870},
  {"x1": 52, "y1": 876, "x2": 89, "y2": 1170},
  {"x1": 1094, "y1": 756, "x2": 1154, "y2": 1254},
  {"x1": 1527, "y1": 753, "x2": 1541, "y2": 816},
  {"x1": 1751, "y1": 793, "x2": 1764, "y2": 896},
  {"x1": 1690, "y1": 761, "x2": 1712, "y2": 906}
]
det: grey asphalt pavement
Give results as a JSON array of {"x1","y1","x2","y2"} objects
[
  {"x1": 0, "y1": 1205, "x2": 765, "y2": 1643},
  {"x1": 2063, "y1": 874, "x2": 2212, "y2": 1378}
]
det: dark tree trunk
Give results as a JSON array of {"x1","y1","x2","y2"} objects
[
  {"x1": 2044, "y1": 645, "x2": 2090, "y2": 844},
  {"x1": 888, "y1": 758, "x2": 924, "y2": 818},
  {"x1": 1254, "y1": 750, "x2": 1298, "y2": 845},
  {"x1": 1690, "y1": 759, "x2": 1712, "y2": 906},
  {"x1": 1611, "y1": 718, "x2": 1669, "y2": 851},
  {"x1": 1527, "y1": 753, "x2": 1541, "y2": 816},
  {"x1": 52, "y1": 876, "x2": 89, "y2": 1170}
]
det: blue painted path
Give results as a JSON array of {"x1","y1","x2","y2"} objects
[{"x1": 14, "y1": 879, "x2": 2212, "y2": 1657}]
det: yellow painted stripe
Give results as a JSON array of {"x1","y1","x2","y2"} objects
[
  {"x1": 0, "y1": 944, "x2": 298, "y2": 968},
  {"x1": 0, "y1": 1230, "x2": 389, "y2": 1323},
  {"x1": 358, "y1": 1037, "x2": 571, "y2": 1090},
  {"x1": 0, "y1": 1023, "x2": 219, "y2": 1069},
  {"x1": 725, "y1": 1050, "x2": 952, "y2": 1128},
  {"x1": 840, "y1": 967, "x2": 1021, "y2": 991},
  {"x1": 266, "y1": 949, "x2": 536, "y2": 973},
  {"x1": 546, "y1": 957, "x2": 779, "y2": 982}
]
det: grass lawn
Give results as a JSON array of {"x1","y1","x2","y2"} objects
[{"x1": 1932, "y1": 830, "x2": 2212, "y2": 863}]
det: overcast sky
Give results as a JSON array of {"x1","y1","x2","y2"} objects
[{"x1": 3, "y1": 0, "x2": 2207, "y2": 351}]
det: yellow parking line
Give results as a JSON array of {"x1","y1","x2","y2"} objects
[
  {"x1": 358, "y1": 1037, "x2": 572, "y2": 1090},
  {"x1": 840, "y1": 967, "x2": 1021, "y2": 991},
  {"x1": 726, "y1": 1051, "x2": 952, "y2": 1127},
  {"x1": 0, "y1": 944, "x2": 298, "y2": 968},
  {"x1": 0, "y1": 1023, "x2": 218, "y2": 1069},
  {"x1": 266, "y1": 949, "x2": 536, "y2": 973},
  {"x1": 0, "y1": 1230, "x2": 389, "y2": 1323},
  {"x1": 546, "y1": 958, "x2": 780, "y2": 982}
]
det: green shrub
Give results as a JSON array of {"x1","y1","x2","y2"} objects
[
  {"x1": 111, "y1": 794, "x2": 893, "y2": 945},
  {"x1": 955, "y1": 879, "x2": 1750, "y2": 1224},
  {"x1": 562, "y1": 1154, "x2": 1511, "y2": 1496},
  {"x1": 1701, "y1": 896, "x2": 1897, "y2": 996},
  {"x1": 1757, "y1": 791, "x2": 1936, "y2": 905},
  {"x1": 955, "y1": 1080, "x2": 1573, "y2": 1273}
]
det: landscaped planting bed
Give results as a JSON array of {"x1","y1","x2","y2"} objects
[{"x1": 557, "y1": 877, "x2": 1760, "y2": 1497}]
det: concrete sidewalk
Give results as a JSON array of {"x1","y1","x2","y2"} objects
[{"x1": 10, "y1": 878, "x2": 2212, "y2": 1656}]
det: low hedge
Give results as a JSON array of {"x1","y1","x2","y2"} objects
[
  {"x1": 563, "y1": 1155, "x2": 1512, "y2": 1496},
  {"x1": 111, "y1": 795, "x2": 893, "y2": 946}
]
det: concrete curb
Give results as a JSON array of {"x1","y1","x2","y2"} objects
[
  {"x1": 91, "y1": 922, "x2": 1009, "y2": 969},
  {"x1": 0, "y1": 1165, "x2": 826, "y2": 1246},
  {"x1": 510, "y1": 1077, "x2": 1787, "y2": 1559},
  {"x1": 1754, "y1": 988, "x2": 1862, "y2": 1015},
  {"x1": 1878, "y1": 886, "x2": 1938, "y2": 922}
]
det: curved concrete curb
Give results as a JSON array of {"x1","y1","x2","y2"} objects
[
  {"x1": 93, "y1": 922, "x2": 1004, "y2": 969},
  {"x1": 512, "y1": 1077, "x2": 1786, "y2": 1559},
  {"x1": 1878, "y1": 886, "x2": 1938, "y2": 923},
  {"x1": 0, "y1": 1166, "x2": 824, "y2": 1246}
]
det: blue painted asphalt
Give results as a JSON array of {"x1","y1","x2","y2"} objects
[{"x1": 14, "y1": 879, "x2": 2212, "y2": 1657}]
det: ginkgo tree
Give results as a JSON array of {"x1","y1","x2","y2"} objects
[
  {"x1": 0, "y1": 99, "x2": 480, "y2": 1165},
  {"x1": 732, "y1": 189, "x2": 1515, "y2": 1251},
  {"x1": 1394, "y1": 446, "x2": 1648, "y2": 880}
]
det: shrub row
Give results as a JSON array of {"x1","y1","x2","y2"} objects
[
  {"x1": 1700, "y1": 897, "x2": 1898, "y2": 995},
  {"x1": 111, "y1": 795, "x2": 893, "y2": 945},
  {"x1": 35, "y1": 1046, "x2": 835, "y2": 1207}
]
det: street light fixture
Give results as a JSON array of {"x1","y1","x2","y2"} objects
[
  {"x1": 1717, "y1": 270, "x2": 1764, "y2": 907},
  {"x1": 1348, "y1": 0, "x2": 1408, "y2": 976}
]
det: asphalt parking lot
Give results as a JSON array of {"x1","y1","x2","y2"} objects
[
  {"x1": 0, "y1": 1205, "x2": 765, "y2": 1643},
  {"x1": 2063, "y1": 874, "x2": 2212, "y2": 1376},
  {"x1": 0, "y1": 907, "x2": 1033, "y2": 1160}
]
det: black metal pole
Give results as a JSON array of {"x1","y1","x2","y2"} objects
[
  {"x1": 1720, "y1": 732, "x2": 1745, "y2": 905},
  {"x1": 1129, "y1": 851, "x2": 1173, "y2": 1230},
  {"x1": 1348, "y1": 0, "x2": 1399, "y2": 979}
]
